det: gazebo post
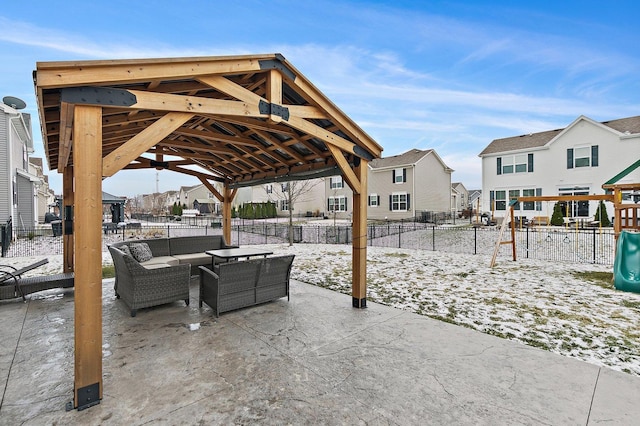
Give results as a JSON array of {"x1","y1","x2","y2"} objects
[
  {"x1": 223, "y1": 183, "x2": 233, "y2": 244},
  {"x1": 352, "y1": 159, "x2": 368, "y2": 308},
  {"x1": 71, "y1": 105, "x2": 103, "y2": 410},
  {"x1": 62, "y1": 165, "x2": 74, "y2": 273}
]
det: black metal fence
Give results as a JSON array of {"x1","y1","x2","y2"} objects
[
  {"x1": 1, "y1": 221, "x2": 616, "y2": 266},
  {"x1": 1, "y1": 218, "x2": 12, "y2": 257}
]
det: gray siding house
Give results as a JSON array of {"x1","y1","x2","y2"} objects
[{"x1": 1, "y1": 99, "x2": 40, "y2": 229}]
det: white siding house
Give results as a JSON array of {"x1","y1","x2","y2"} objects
[{"x1": 479, "y1": 115, "x2": 640, "y2": 221}]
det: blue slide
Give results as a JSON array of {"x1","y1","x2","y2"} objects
[{"x1": 614, "y1": 230, "x2": 640, "y2": 293}]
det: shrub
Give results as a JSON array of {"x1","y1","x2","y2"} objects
[
  {"x1": 550, "y1": 202, "x2": 565, "y2": 226},
  {"x1": 594, "y1": 201, "x2": 611, "y2": 227}
]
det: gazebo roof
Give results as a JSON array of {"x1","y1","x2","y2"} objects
[{"x1": 34, "y1": 53, "x2": 382, "y2": 188}]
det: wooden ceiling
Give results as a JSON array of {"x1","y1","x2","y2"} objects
[{"x1": 34, "y1": 54, "x2": 383, "y2": 188}]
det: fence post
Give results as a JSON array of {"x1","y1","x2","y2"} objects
[
  {"x1": 398, "y1": 225, "x2": 401, "y2": 248},
  {"x1": 526, "y1": 226, "x2": 529, "y2": 259},
  {"x1": 593, "y1": 228, "x2": 596, "y2": 264},
  {"x1": 432, "y1": 225, "x2": 435, "y2": 251},
  {"x1": 474, "y1": 226, "x2": 477, "y2": 255}
]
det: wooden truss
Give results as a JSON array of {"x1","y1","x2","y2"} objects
[{"x1": 34, "y1": 54, "x2": 383, "y2": 410}]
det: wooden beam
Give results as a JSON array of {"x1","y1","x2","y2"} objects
[
  {"x1": 286, "y1": 115, "x2": 365, "y2": 159},
  {"x1": 326, "y1": 144, "x2": 361, "y2": 194},
  {"x1": 198, "y1": 75, "x2": 264, "y2": 104},
  {"x1": 289, "y1": 75, "x2": 382, "y2": 158},
  {"x1": 127, "y1": 90, "x2": 265, "y2": 118},
  {"x1": 57, "y1": 101, "x2": 74, "y2": 172},
  {"x1": 62, "y1": 165, "x2": 74, "y2": 273},
  {"x1": 352, "y1": 159, "x2": 368, "y2": 308},
  {"x1": 102, "y1": 112, "x2": 194, "y2": 177},
  {"x1": 167, "y1": 164, "x2": 225, "y2": 182},
  {"x1": 222, "y1": 184, "x2": 235, "y2": 244},
  {"x1": 72, "y1": 104, "x2": 103, "y2": 408},
  {"x1": 267, "y1": 69, "x2": 283, "y2": 123},
  {"x1": 36, "y1": 56, "x2": 267, "y2": 88},
  {"x1": 198, "y1": 176, "x2": 224, "y2": 202}
]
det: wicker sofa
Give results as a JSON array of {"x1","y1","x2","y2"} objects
[
  {"x1": 198, "y1": 254, "x2": 295, "y2": 317},
  {"x1": 108, "y1": 235, "x2": 236, "y2": 316}
]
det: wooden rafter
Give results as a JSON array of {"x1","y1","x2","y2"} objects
[{"x1": 102, "y1": 112, "x2": 194, "y2": 177}]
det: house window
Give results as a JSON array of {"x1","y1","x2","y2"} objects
[
  {"x1": 495, "y1": 190, "x2": 506, "y2": 210},
  {"x1": 281, "y1": 183, "x2": 289, "y2": 192},
  {"x1": 329, "y1": 176, "x2": 344, "y2": 189},
  {"x1": 280, "y1": 199, "x2": 289, "y2": 211},
  {"x1": 392, "y1": 168, "x2": 406, "y2": 184},
  {"x1": 497, "y1": 153, "x2": 533, "y2": 175},
  {"x1": 509, "y1": 189, "x2": 520, "y2": 210},
  {"x1": 265, "y1": 184, "x2": 273, "y2": 194},
  {"x1": 522, "y1": 189, "x2": 535, "y2": 210},
  {"x1": 328, "y1": 196, "x2": 347, "y2": 212},
  {"x1": 559, "y1": 187, "x2": 590, "y2": 217},
  {"x1": 368, "y1": 194, "x2": 380, "y2": 207},
  {"x1": 567, "y1": 145, "x2": 598, "y2": 168},
  {"x1": 390, "y1": 192, "x2": 410, "y2": 211}
]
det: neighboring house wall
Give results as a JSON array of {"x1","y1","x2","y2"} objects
[
  {"x1": 368, "y1": 149, "x2": 453, "y2": 221},
  {"x1": 0, "y1": 103, "x2": 35, "y2": 227},
  {"x1": 451, "y1": 182, "x2": 469, "y2": 214},
  {"x1": 252, "y1": 179, "x2": 325, "y2": 217},
  {"x1": 480, "y1": 115, "x2": 640, "y2": 221},
  {"x1": 0, "y1": 113, "x2": 10, "y2": 223},
  {"x1": 325, "y1": 176, "x2": 352, "y2": 220}
]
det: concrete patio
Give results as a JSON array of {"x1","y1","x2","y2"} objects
[{"x1": 1, "y1": 278, "x2": 639, "y2": 425}]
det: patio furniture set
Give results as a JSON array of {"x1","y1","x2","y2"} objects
[{"x1": 108, "y1": 235, "x2": 294, "y2": 317}]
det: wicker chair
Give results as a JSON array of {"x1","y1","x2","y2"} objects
[
  {"x1": 108, "y1": 246, "x2": 191, "y2": 317},
  {"x1": 199, "y1": 254, "x2": 294, "y2": 317}
]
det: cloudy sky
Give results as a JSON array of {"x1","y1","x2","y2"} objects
[{"x1": 1, "y1": 0, "x2": 639, "y2": 197}]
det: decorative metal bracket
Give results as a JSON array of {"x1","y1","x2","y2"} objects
[
  {"x1": 258, "y1": 58, "x2": 296, "y2": 80},
  {"x1": 61, "y1": 86, "x2": 137, "y2": 107},
  {"x1": 258, "y1": 100, "x2": 290, "y2": 121}
]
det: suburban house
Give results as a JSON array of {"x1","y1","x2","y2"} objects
[
  {"x1": 468, "y1": 189, "x2": 482, "y2": 213},
  {"x1": 0, "y1": 98, "x2": 43, "y2": 230},
  {"x1": 28, "y1": 157, "x2": 56, "y2": 223},
  {"x1": 323, "y1": 148, "x2": 454, "y2": 221},
  {"x1": 178, "y1": 184, "x2": 221, "y2": 212},
  {"x1": 367, "y1": 149, "x2": 453, "y2": 221},
  {"x1": 248, "y1": 178, "x2": 326, "y2": 217},
  {"x1": 451, "y1": 182, "x2": 469, "y2": 215},
  {"x1": 479, "y1": 115, "x2": 640, "y2": 221}
]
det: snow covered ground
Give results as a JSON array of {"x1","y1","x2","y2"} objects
[{"x1": 5, "y1": 239, "x2": 639, "y2": 377}]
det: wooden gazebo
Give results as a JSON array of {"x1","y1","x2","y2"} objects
[{"x1": 34, "y1": 54, "x2": 383, "y2": 410}]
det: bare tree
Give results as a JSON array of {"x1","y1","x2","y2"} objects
[{"x1": 266, "y1": 179, "x2": 321, "y2": 246}]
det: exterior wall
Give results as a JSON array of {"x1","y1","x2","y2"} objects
[
  {"x1": 16, "y1": 173, "x2": 35, "y2": 228},
  {"x1": 325, "y1": 176, "x2": 353, "y2": 220},
  {"x1": 0, "y1": 114, "x2": 10, "y2": 223},
  {"x1": 367, "y1": 166, "x2": 414, "y2": 220},
  {"x1": 414, "y1": 154, "x2": 452, "y2": 214},
  {"x1": 482, "y1": 118, "x2": 640, "y2": 221},
  {"x1": 452, "y1": 183, "x2": 469, "y2": 213}
]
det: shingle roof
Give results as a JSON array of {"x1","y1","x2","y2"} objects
[
  {"x1": 370, "y1": 148, "x2": 433, "y2": 169},
  {"x1": 479, "y1": 115, "x2": 640, "y2": 156}
]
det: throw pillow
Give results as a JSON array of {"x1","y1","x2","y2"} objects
[
  {"x1": 119, "y1": 245, "x2": 132, "y2": 257},
  {"x1": 129, "y1": 243, "x2": 153, "y2": 263}
]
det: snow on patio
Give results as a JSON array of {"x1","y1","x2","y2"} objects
[{"x1": 5, "y1": 242, "x2": 640, "y2": 377}]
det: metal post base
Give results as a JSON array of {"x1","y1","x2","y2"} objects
[
  {"x1": 352, "y1": 297, "x2": 367, "y2": 308},
  {"x1": 67, "y1": 382, "x2": 101, "y2": 411}
]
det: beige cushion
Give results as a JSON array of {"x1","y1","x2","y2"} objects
[
  {"x1": 172, "y1": 253, "x2": 210, "y2": 267},
  {"x1": 140, "y1": 256, "x2": 180, "y2": 267}
]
